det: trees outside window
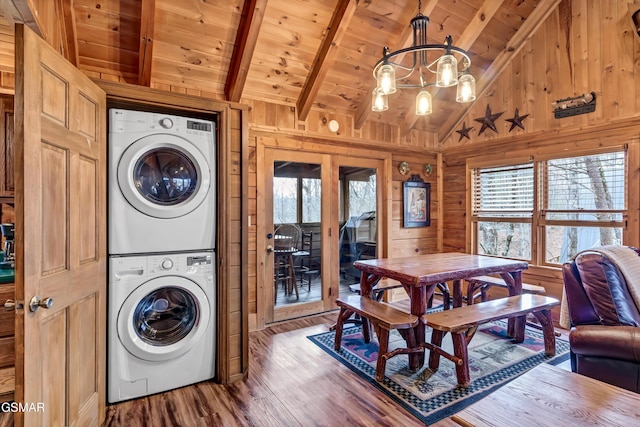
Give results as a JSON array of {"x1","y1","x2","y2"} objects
[{"x1": 471, "y1": 150, "x2": 626, "y2": 265}]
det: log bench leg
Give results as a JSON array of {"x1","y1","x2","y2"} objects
[
  {"x1": 375, "y1": 328, "x2": 390, "y2": 381},
  {"x1": 532, "y1": 309, "x2": 556, "y2": 356},
  {"x1": 452, "y1": 331, "x2": 471, "y2": 387},
  {"x1": 334, "y1": 307, "x2": 354, "y2": 351},
  {"x1": 428, "y1": 329, "x2": 445, "y2": 371}
]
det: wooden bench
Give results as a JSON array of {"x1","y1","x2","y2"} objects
[
  {"x1": 421, "y1": 294, "x2": 560, "y2": 387},
  {"x1": 466, "y1": 275, "x2": 546, "y2": 304},
  {"x1": 334, "y1": 295, "x2": 420, "y2": 382}
]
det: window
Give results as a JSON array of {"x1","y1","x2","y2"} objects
[
  {"x1": 273, "y1": 162, "x2": 322, "y2": 225},
  {"x1": 542, "y1": 151, "x2": 625, "y2": 264},
  {"x1": 273, "y1": 177, "x2": 298, "y2": 224},
  {"x1": 471, "y1": 149, "x2": 627, "y2": 266},
  {"x1": 472, "y1": 163, "x2": 534, "y2": 260}
]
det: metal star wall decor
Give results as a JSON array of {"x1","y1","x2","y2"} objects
[
  {"x1": 506, "y1": 108, "x2": 529, "y2": 132},
  {"x1": 474, "y1": 105, "x2": 504, "y2": 135},
  {"x1": 455, "y1": 121, "x2": 474, "y2": 142}
]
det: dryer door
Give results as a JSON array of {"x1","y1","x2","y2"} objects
[
  {"x1": 117, "y1": 134, "x2": 211, "y2": 218},
  {"x1": 117, "y1": 276, "x2": 211, "y2": 362}
]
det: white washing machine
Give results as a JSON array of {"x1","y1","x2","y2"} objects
[
  {"x1": 108, "y1": 109, "x2": 216, "y2": 255},
  {"x1": 108, "y1": 251, "x2": 215, "y2": 403}
]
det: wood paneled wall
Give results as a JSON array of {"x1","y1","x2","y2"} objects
[
  {"x1": 441, "y1": 0, "x2": 640, "y2": 321},
  {"x1": 441, "y1": 0, "x2": 640, "y2": 148}
]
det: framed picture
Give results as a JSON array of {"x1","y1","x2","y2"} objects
[{"x1": 403, "y1": 179, "x2": 430, "y2": 228}]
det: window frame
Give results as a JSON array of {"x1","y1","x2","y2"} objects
[
  {"x1": 470, "y1": 159, "x2": 535, "y2": 262},
  {"x1": 468, "y1": 146, "x2": 629, "y2": 267}
]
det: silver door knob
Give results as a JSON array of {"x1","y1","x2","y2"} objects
[
  {"x1": 266, "y1": 245, "x2": 274, "y2": 253},
  {"x1": 4, "y1": 299, "x2": 14, "y2": 310},
  {"x1": 29, "y1": 296, "x2": 53, "y2": 312}
]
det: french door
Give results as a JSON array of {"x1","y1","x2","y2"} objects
[
  {"x1": 261, "y1": 147, "x2": 387, "y2": 324},
  {"x1": 331, "y1": 156, "x2": 385, "y2": 305},
  {"x1": 263, "y1": 149, "x2": 331, "y2": 323}
]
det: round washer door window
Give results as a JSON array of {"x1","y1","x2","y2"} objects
[
  {"x1": 117, "y1": 276, "x2": 211, "y2": 362},
  {"x1": 118, "y1": 134, "x2": 211, "y2": 219}
]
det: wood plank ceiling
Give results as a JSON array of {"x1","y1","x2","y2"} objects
[{"x1": 1, "y1": 0, "x2": 556, "y2": 139}]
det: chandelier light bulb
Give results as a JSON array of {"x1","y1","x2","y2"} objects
[
  {"x1": 456, "y1": 73, "x2": 476, "y2": 103},
  {"x1": 377, "y1": 64, "x2": 396, "y2": 95},
  {"x1": 415, "y1": 90, "x2": 432, "y2": 116},
  {"x1": 436, "y1": 54, "x2": 458, "y2": 87},
  {"x1": 371, "y1": 88, "x2": 388, "y2": 112}
]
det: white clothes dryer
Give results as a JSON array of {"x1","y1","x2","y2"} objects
[
  {"x1": 108, "y1": 251, "x2": 216, "y2": 403},
  {"x1": 108, "y1": 109, "x2": 216, "y2": 255}
]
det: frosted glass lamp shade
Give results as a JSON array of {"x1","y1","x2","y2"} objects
[
  {"x1": 415, "y1": 90, "x2": 432, "y2": 116},
  {"x1": 371, "y1": 88, "x2": 388, "y2": 112},
  {"x1": 376, "y1": 64, "x2": 396, "y2": 95},
  {"x1": 456, "y1": 73, "x2": 476, "y2": 103},
  {"x1": 436, "y1": 54, "x2": 458, "y2": 87}
]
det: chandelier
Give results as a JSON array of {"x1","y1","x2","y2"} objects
[{"x1": 371, "y1": 0, "x2": 476, "y2": 115}]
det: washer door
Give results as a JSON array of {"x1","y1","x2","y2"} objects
[
  {"x1": 117, "y1": 276, "x2": 211, "y2": 362},
  {"x1": 118, "y1": 134, "x2": 211, "y2": 218}
]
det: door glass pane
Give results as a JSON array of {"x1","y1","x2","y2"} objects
[
  {"x1": 134, "y1": 148, "x2": 198, "y2": 205},
  {"x1": 133, "y1": 287, "x2": 198, "y2": 346},
  {"x1": 338, "y1": 167, "x2": 377, "y2": 293},
  {"x1": 273, "y1": 161, "x2": 322, "y2": 307}
]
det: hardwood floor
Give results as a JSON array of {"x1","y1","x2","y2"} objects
[
  {"x1": 3, "y1": 309, "x2": 562, "y2": 426},
  {"x1": 103, "y1": 312, "x2": 441, "y2": 427}
]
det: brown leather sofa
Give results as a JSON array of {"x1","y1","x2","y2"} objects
[{"x1": 562, "y1": 246, "x2": 640, "y2": 392}]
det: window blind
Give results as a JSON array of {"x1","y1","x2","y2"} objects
[
  {"x1": 472, "y1": 163, "x2": 534, "y2": 218},
  {"x1": 546, "y1": 151, "x2": 625, "y2": 212}
]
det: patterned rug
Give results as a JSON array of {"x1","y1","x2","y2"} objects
[{"x1": 308, "y1": 319, "x2": 570, "y2": 425}]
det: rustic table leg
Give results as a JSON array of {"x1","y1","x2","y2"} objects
[
  {"x1": 501, "y1": 271, "x2": 524, "y2": 338},
  {"x1": 452, "y1": 279, "x2": 463, "y2": 308},
  {"x1": 409, "y1": 285, "x2": 428, "y2": 370}
]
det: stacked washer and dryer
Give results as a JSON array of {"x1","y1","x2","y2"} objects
[{"x1": 107, "y1": 109, "x2": 217, "y2": 403}]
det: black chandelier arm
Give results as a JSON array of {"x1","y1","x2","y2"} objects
[{"x1": 372, "y1": 44, "x2": 472, "y2": 78}]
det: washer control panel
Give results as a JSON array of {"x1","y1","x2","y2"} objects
[
  {"x1": 108, "y1": 109, "x2": 215, "y2": 140},
  {"x1": 110, "y1": 251, "x2": 214, "y2": 281}
]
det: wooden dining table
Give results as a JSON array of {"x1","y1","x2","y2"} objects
[{"x1": 353, "y1": 252, "x2": 529, "y2": 370}]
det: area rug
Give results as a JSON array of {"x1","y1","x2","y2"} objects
[{"x1": 308, "y1": 319, "x2": 570, "y2": 425}]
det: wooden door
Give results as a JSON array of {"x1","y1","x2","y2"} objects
[
  {"x1": 0, "y1": 95, "x2": 13, "y2": 197},
  {"x1": 13, "y1": 24, "x2": 106, "y2": 427},
  {"x1": 330, "y1": 156, "x2": 385, "y2": 306},
  {"x1": 263, "y1": 148, "x2": 331, "y2": 323}
]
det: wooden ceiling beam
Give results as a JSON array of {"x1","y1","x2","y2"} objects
[
  {"x1": 138, "y1": 0, "x2": 156, "y2": 86},
  {"x1": 296, "y1": 0, "x2": 358, "y2": 122},
  {"x1": 354, "y1": 0, "x2": 439, "y2": 130},
  {"x1": 0, "y1": 0, "x2": 41, "y2": 36},
  {"x1": 57, "y1": 0, "x2": 78, "y2": 67},
  {"x1": 225, "y1": 0, "x2": 268, "y2": 103},
  {"x1": 401, "y1": 0, "x2": 505, "y2": 136},
  {"x1": 438, "y1": 0, "x2": 563, "y2": 143}
]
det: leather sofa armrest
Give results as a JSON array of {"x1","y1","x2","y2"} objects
[{"x1": 570, "y1": 325, "x2": 640, "y2": 363}]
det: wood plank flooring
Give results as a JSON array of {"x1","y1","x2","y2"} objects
[
  {"x1": 103, "y1": 312, "x2": 442, "y2": 427},
  {"x1": 2, "y1": 309, "x2": 565, "y2": 426}
]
